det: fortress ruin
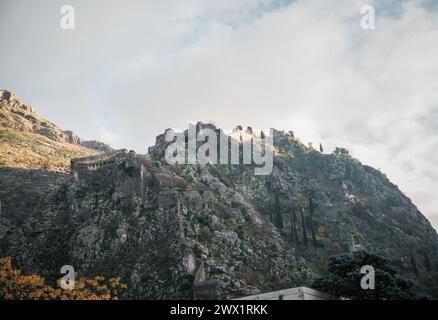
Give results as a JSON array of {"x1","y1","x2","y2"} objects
[{"x1": 70, "y1": 149, "x2": 139, "y2": 179}]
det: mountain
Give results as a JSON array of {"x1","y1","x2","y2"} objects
[
  {"x1": 0, "y1": 90, "x2": 111, "y2": 171},
  {"x1": 0, "y1": 92, "x2": 437, "y2": 299}
]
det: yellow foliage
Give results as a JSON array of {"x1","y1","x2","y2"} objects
[
  {"x1": 0, "y1": 257, "x2": 127, "y2": 300},
  {"x1": 317, "y1": 225, "x2": 327, "y2": 238},
  {"x1": 299, "y1": 200, "x2": 307, "y2": 209},
  {"x1": 332, "y1": 242, "x2": 343, "y2": 253}
]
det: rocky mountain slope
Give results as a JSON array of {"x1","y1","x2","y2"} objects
[
  {"x1": 1, "y1": 92, "x2": 437, "y2": 299},
  {"x1": 0, "y1": 90, "x2": 111, "y2": 171}
]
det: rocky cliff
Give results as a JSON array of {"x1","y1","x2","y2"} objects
[
  {"x1": 0, "y1": 90, "x2": 112, "y2": 171},
  {"x1": 1, "y1": 93, "x2": 437, "y2": 299}
]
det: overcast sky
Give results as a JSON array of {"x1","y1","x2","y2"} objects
[{"x1": 1, "y1": 0, "x2": 438, "y2": 230}]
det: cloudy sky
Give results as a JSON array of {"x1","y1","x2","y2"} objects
[{"x1": 1, "y1": 0, "x2": 438, "y2": 230}]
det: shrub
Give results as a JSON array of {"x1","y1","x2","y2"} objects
[
  {"x1": 199, "y1": 227, "x2": 214, "y2": 243},
  {"x1": 0, "y1": 257, "x2": 127, "y2": 300}
]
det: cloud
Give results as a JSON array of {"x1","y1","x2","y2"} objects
[{"x1": 1, "y1": 0, "x2": 438, "y2": 230}]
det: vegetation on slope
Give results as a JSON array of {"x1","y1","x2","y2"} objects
[
  {"x1": 0, "y1": 257, "x2": 126, "y2": 300},
  {"x1": 0, "y1": 125, "x2": 98, "y2": 171}
]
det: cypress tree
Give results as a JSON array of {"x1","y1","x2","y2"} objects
[
  {"x1": 274, "y1": 194, "x2": 283, "y2": 230},
  {"x1": 300, "y1": 204, "x2": 308, "y2": 249},
  {"x1": 268, "y1": 196, "x2": 274, "y2": 223},
  {"x1": 290, "y1": 207, "x2": 299, "y2": 244},
  {"x1": 424, "y1": 252, "x2": 432, "y2": 272},
  {"x1": 410, "y1": 248, "x2": 419, "y2": 276},
  {"x1": 308, "y1": 195, "x2": 318, "y2": 248}
]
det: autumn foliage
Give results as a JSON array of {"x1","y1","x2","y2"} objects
[{"x1": 0, "y1": 257, "x2": 127, "y2": 300}]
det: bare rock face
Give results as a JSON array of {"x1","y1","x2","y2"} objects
[
  {"x1": 1, "y1": 94, "x2": 438, "y2": 299},
  {"x1": 80, "y1": 140, "x2": 113, "y2": 152},
  {"x1": 0, "y1": 89, "x2": 69, "y2": 142},
  {"x1": 63, "y1": 130, "x2": 81, "y2": 145},
  {"x1": 0, "y1": 90, "x2": 111, "y2": 152}
]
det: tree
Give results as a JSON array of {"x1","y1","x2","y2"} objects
[
  {"x1": 289, "y1": 207, "x2": 299, "y2": 245},
  {"x1": 424, "y1": 253, "x2": 432, "y2": 273},
  {"x1": 299, "y1": 201, "x2": 308, "y2": 249},
  {"x1": 308, "y1": 195, "x2": 318, "y2": 248},
  {"x1": 274, "y1": 194, "x2": 283, "y2": 230},
  {"x1": 268, "y1": 196, "x2": 274, "y2": 223},
  {"x1": 410, "y1": 247, "x2": 419, "y2": 276},
  {"x1": 0, "y1": 257, "x2": 127, "y2": 300},
  {"x1": 313, "y1": 251, "x2": 427, "y2": 300},
  {"x1": 333, "y1": 147, "x2": 349, "y2": 156},
  {"x1": 307, "y1": 142, "x2": 314, "y2": 150},
  {"x1": 319, "y1": 143, "x2": 324, "y2": 153}
]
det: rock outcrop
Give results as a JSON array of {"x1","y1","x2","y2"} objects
[
  {"x1": 0, "y1": 90, "x2": 112, "y2": 152},
  {"x1": 1, "y1": 93, "x2": 438, "y2": 299}
]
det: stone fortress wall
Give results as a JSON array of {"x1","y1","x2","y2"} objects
[{"x1": 70, "y1": 149, "x2": 140, "y2": 179}]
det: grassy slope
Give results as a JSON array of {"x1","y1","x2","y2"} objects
[{"x1": 0, "y1": 126, "x2": 98, "y2": 172}]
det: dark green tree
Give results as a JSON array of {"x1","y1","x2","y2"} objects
[
  {"x1": 313, "y1": 251, "x2": 427, "y2": 300},
  {"x1": 289, "y1": 207, "x2": 299, "y2": 245},
  {"x1": 274, "y1": 194, "x2": 283, "y2": 230},
  {"x1": 299, "y1": 203, "x2": 308, "y2": 249},
  {"x1": 308, "y1": 195, "x2": 318, "y2": 248},
  {"x1": 424, "y1": 253, "x2": 432, "y2": 273},
  {"x1": 333, "y1": 147, "x2": 349, "y2": 156},
  {"x1": 268, "y1": 196, "x2": 274, "y2": 223},
  {"x1": 410, "y1": 248, "x2": 419, "y2": 276}
]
